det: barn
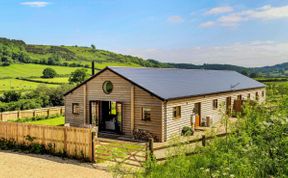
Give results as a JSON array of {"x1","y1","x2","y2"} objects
[{"x1": 64, "y1": 66, "x2": 265, "y2": 142}]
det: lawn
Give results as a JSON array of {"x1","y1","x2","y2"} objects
[
  {"x1": 0, "y1": 64, "x2": 84, "y2": 78},
  {"x1": 26, "y1": 116, "x2": 65, "y2": 126},
  {"x1": 0, "y1": 79, "x2": 59, "y2": 93}
]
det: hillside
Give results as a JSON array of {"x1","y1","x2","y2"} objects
[{"x1": 0, "y1": 37, "x2": 287, "y2": 77}]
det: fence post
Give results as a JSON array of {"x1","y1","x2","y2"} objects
[
  {"x1": 64, "y1": 127, "x2": 67, "y2": 155},
  {"x1": 147, "y1": 138, "x2": 154, "y2": 160},
  {"x1": 90, "y1": 127, "x2": 97, "y2": 162},
  {"x1": 47, "y1": 109, "x2": 50, "y2": 117},
  {"x1": 202, "y1": 135, "x2": 206, "y2": 146},
  {"x1": 0, "y1": 112, "x2": 2, "y2": 121},
  {"x1": 17, "y1": 111, "x2": 21, "y2": 119}
]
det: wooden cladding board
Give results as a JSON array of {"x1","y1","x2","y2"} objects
[
  {"x1": 0, "y1": 122, "x2": 92, "y2": 160},
  {"x1": 65, "y1": 84, "x2": 86, "y2": 127},
  {"x1": 164, "y1": 88, "x2": 265, "y2": 140}
]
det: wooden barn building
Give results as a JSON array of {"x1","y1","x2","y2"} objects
[{"x1": 64, "y1": 66, "x2": 265, "y2": 142}]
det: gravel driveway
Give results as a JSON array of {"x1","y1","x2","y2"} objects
[{"x1": 0, "y1": 151, "x2": 112, "y2": 178}]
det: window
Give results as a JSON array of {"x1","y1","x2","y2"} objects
[
  {"x1": 72, "y1": 103, "x2": 80, "y2": 114},
  {"x1": 247, "y1": 93, "x2": 251, "y2": 99},
  {"x1": 213, "y1": 99, "x2": 218, "y2": 109},
  {"x1": 262, "y1": 91, "x2": 265, "y2": 97},
  {"x1": 237, "y1": 95, "x2": 242, "y2": 100},
  {"x1": 256, "y1": 92, "x2": 259, "y2": 100},
  {"x1": 173, "y1": 106, "x2": 181, "y2": 119},
  {"x1": 142, "y1": 108, "x2": 151, "y2": 121},
  {"x1": 102, "y1": 81, "x2": 113, "y2": 94}
]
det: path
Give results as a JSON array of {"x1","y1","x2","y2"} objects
[{"x1": 0, "y1": 151, "x2": 112, "y2": 178}]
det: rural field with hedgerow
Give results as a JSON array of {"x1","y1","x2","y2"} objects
[{"x1": 0, "y1": 36, "x2": 288, "y2": 177}]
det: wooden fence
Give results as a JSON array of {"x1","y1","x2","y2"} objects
[
  {"x1": 153, "y1": 133, "x2": 228, "y2": 162},
  {"x1": 0, "y1": 122, "x2": 94, "y2": 161},
  {"x1": 0, "y1": 106, "x2": 65, "y2": 121},
  {"x1": 94, "y1": 138, "x2": 147, "y2": 167}
]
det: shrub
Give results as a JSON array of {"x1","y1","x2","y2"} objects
[
  {"x1": 181, "y1": 126, "x2": 194, "y2": 136},
  {"x1": 0, "y1": 90, "x2": 21, "y2": 102},
  {"x1": 68, "y1": 69, "x2": 88, "y2": 84},
  {"x1": 42, "y1": 67, "x2": 57, "y2": 78}
]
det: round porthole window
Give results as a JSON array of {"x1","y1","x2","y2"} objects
[{"x1": 102, "y1": 81, "x2": 113, "y2": 94}]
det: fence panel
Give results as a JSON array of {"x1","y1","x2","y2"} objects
[
  {"x1": 0, "y1": 106, "x2": 65, "y2": 121},
  {"x1": 0, "y1": 122, "x2": 93, "y2": 161}
]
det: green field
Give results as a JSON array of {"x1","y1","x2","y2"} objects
[
  {"x1": 0, "y1": 79, "x2": 59, "y2": 93},
  {"x1": 0, "y1": 64, "x2": 84, "y2": 78},
  {"x1": 26, "y1": 116, "x2": 65, "y2": 126},
  {"x1": 30, "y1": 77, "x2": 69, "y2": 84}
]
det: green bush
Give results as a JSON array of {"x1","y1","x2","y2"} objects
[
  {"x1": 142, "y1": 101, "x2": 288, "y2": 177},
  {"x1": 181, "y1": 126, "x2": 194, "y2": 136}
]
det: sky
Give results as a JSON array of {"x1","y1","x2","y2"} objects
[{"x1": 1, "y1": 0, "x2": 288, "y2": 67}]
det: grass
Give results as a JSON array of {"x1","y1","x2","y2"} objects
[
  {"x1": 31, "y1": 77, "x2": 69, "y2": 83},
  {"x1": 26, "y1": 116, "x2": 65, "y2": 126},
  {"x1": 0, "y1": 79, "x2": 59, "y2": 93},
  {"x1": 0, "y1": 64, "x2": 85, "y2": 78}
]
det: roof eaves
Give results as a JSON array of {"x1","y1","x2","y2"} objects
[{"x1": 165, "y1": 86, "x2": 266, "y2": 101}]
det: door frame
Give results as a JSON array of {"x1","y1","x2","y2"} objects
[
  {"x1": 89, "y1": 100, "x2": 123, "y2": 134},
  {"x1": 194, "y1": 102, "x2": 201, "y2": 127}
]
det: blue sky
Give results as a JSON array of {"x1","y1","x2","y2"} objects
[{"x1": 1, "y1": 0, "x2": 288, "y2": 67}]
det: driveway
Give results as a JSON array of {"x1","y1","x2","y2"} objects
[{"x1": 0, "y1": 151, "x2": 112, "y2": 178}]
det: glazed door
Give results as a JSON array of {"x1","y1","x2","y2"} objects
[
  {"x1": 90, "y1": 101, "x2": 100, "y2": 126},
  {"x1": 226, "y1": 97, "x2": 232, "y2": 115},
  {"x1": 194, "y1": 103, "x2": 201, "y2": 127},
  {"x1": 116, "y1": 102, "x2": 123, "y2": 133}
]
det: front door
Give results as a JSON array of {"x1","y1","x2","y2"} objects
[
  {"x1": 226, "y1": 97, "x2": 232, "y2": 115},
  {"x1": 90, "y1": 101, "x2": 123, "y2": 134},
  {"x1": 194, "y1": 102, "x2": 201, "y2": 127}
]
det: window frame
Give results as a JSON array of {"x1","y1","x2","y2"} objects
[
  {"x1": 142, "y1": 107, "x2": 151, "y2": 121},
  {"x1": 72, "y1": 103, "x2": 80, "y2": 114},
  {"x1": 262, "y1": 91, "x2": 265, "y2": 97},
  {"x1": 173, "y1": 106, "x2": 181, "y2": 119},
  {"x1": 212, "y1": 99, "x2": 218, "y2": 110},
  {"x1": 256, "y1": 92, "x2": 259, "y2": 100}
]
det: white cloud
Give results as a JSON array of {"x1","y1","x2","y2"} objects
[
  {"x1": 201, "y1": 4, "x2": 288, "y2": 28},
  {"x1": 205, "y1": 6, "x2": 234, "y2": 15},
  {"x1": 199, "y1": 21, "x2": 215, "y2": 28},
  {"x1": 20, "y1": 1, "x2": 49, "y2": 7},
  {"x1": 115, "y1": 41, "x2": 288, "y2": 67},
  {"x1": 167, "y1": 16, "x2": 184, "y2": 24}
]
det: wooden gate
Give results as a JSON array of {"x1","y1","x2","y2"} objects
[{"x1": 94, "y1": 138, "x2": 147, "y2": 167}]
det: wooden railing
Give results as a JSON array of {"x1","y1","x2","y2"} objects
[
  {"x1": 0, "y1": 122, "x2": 94, "y2": 161},
  {"x1": 0, "y1": 106, "x2": 65, "y2": 121}
]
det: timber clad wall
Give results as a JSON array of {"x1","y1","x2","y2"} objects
[
  {"x1": 165, "y1": 88, "x2": 266, "y2": 139},
  {"x1": 85, "y1": 70, "x2": 132, "y2": 135},
  {"x1": 65, "y1": 84, "x2": 86, "y2": 127},
  {"x1": 65, "y1": 70, "x2": 163, "y2": 141},
  {"x1": 134, "y1": 86, "x2": 162, "y2": 141}
]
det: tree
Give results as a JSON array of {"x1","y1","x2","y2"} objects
[
  {"x1": 249, "y1": 72, "x2": 258, "y2": 78},
  {"x1": 42, "y1": 68, "x2": 57, "y2": 78},
  {"x1": 91, "y1": 44, "x2": 96, "y2": 50},
  {"x1": 0, "y1": 91, "x2": 21, "y2": 102},
  {"x1": 240, "y1": 70, "x2": 249, "y2": 76},
  {"x1": 68, "y1": 69, "x2": 88, "y2": 84}
]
